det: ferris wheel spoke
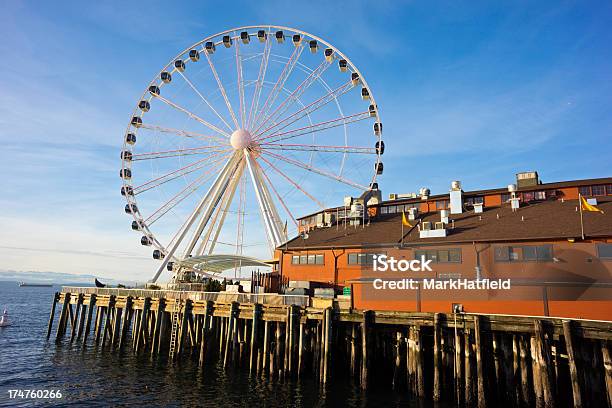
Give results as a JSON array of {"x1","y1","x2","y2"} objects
[
  {"x1": 139, "y1": 123, "x2": 229, "y2": 145},
  {"x1": 144, "y1": 166, "x2": 220, "y2": 226},
  {"x1": 252, "y1": 58, "x2": 332, "y2": 135},
  {"x1": 257, "y1": 154, "x2": 325, "y2": 209},
  {"x1": 152, "y1": 93, "x2": 231, "y2": 138},
  {"x1": 203, "y1": 50, "x2": 240, "y2": 129},
  {"x1": 235, "y1": 40, "x2": 246, "y2": 128},
  {"x1": 258, "y1": 162, "x2": 298, "y2": 228},
  {"x1": 258, "y1": 111, "x2": 370, "y2": 144},
  {"x1": 133, "y1": 151, "x2": 231, "y2": 195},
  {"x1": 253, "y1": 80, "x2": 353, "y2": 140},
  {"x1": 260, "y1": 143, "x2": 377, "y2": 155},
  {"x1": 251, "y1": 45, "x2": 304, "y2": 131},
  {"x1": 132, "y1": 146, "x2": 231, "y2": 161},
  {"x1": 261, "y1": 150, "x2": 369, "y2": 191},
  {"x1": 177, "y1": 71, "x2": 234, "y2": 133},
  {"x1": 247, "y1": 32, "x2": 272, "y2": 129}
]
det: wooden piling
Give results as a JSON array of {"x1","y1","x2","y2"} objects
[
  {"x1": 119, "y1": 296, "x2": 132, "y2": 349},
  {"x1": 55, "y1": 293, "x2": 71, "y2": 341},
  {"x1": 464, "y1": 329, "x2": 475, "y2": 406},
  {"x1": 250, "y1": 303, "x2": 262, "y2": 373},
  {"x1": 454, "y1": 324, "x2": 463, "y2": 406},
  {"x1": 262, "y1": 320, "x2": 270, "y2": 376},
  {"x1": 298, "y1": 321, "x2": 306, "y2": 377},
  {"x1": 47, "y1": 292, "x2": 59, "y2": 339},
  {"x1": 200, "y1": 301, "x2": 213, "y2": 368},
  {"x1": 111, "y1": 307, "x2": 122, "y2": 348},
  {"x1": 517, "y1": 335, "x2": 531, "y2": 406},
  {"x1": 70, "y1": 293, "x2": 83, "y2": 343},
  {"x1": 562, "y1": 320, "x2": 583, "y2": 408},
  {"x1": 82, "y1": 295, "x2": 96, "y2": 346},
  {"x1": 361, "y1": 310, "x2": 372, "y2": 390},
  {"x1": 473, "y1": 315, "x2": 486, "y2": 408},
  {"x1": 433, "y1": 313, "x2": 442, "y2": 401},
  {"x1": 224, "y1": 302, "x2": 238, "y2": 368},
  {"x1": 393, "y1": 331, "x2": 402, "y2": 390},
  {"x1": 534, "y1": 319, "x2": 555, "y2": 407},
  {"x1": 150, "y1": 299, "x2": 164, "y2": 356},
  {"x1": 601, "y1": 340, "x2": 612, "y2": 408},
  {"x1": 531, "y1": 336, "x2": 543, "y2": 407}
]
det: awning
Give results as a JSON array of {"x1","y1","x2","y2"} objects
[{"x1": 176, "y1": 254, "x2": 271, "y2": 274}]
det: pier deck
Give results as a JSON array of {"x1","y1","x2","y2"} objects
[{"x1": 48, "y1": 287, "x2": 612, "y2": 407}]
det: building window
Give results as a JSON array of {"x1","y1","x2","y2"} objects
[
  {"x1": 501, "y1": 193, "x2": 511, "y2": 203},
  {"x1": 591, "y1": 185, "x2": 605, "y2": 196},
  {"x1": 579, "y1": 186, "x2": 591, "y2": 197},
  {"x1": 414, "y1": 249, "x2": 461, "y2": 263},
  {"x1": 522, "y1": 192, "x2": 535, "y2": 202},
  {"x1": 347, "y1": 253, "x2": 383, "y2": 265},
  {"x1": 388, "y1": 206, "x2": 397, "y2": 214},
  {"x1": 380, "y1": 206, "x2": 388, "y2": 214},
  {"x1": 291, "y1": 253, "x2": 324, "y2": 265},
  {"x1": 606, "y1": 184, "x2": 612, "y2": 195},
  {"x1": 534, "y1": 191, "x2": 546, "y2": 200},
  {"x1": 465, "y1": 196, "x2": 484, "y2": 206},
  {"x1": 435, "y1": 200, "x2": 448, "y2": 209},
  {"x1": 597, "y1": 244, "x2": 612, "y2": 259},
  {"x1": 494, "y1": 245, "x2": 552, "y2": 262},
  {"x1": 404, "y1": 204, "x2": 418, "y2": 211}
]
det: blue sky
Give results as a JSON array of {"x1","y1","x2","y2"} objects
[{"x1": 1, "y1": 0, "x2": 611, "y2": 281}]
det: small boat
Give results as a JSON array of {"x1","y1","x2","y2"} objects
[
  {"x1": 0, "y1": 309, "x2": 9, "y2": 327},
  {"x1": 19, "y1": 282, "x2": 52, "y2": 287}
]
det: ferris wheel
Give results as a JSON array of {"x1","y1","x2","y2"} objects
[{"x1": 120, "y1": 25, "x2": 384, "y2": 282}]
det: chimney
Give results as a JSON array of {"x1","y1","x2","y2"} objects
[
  {"x1": 450, "y1": 180, "x2": 463, "y2": 214},
  {"x1": 508, "y1": 184, "x2": 520, "y2": 212},
  {"x1": 440, "y1": 209, "x2": 449, "y2": 224}
]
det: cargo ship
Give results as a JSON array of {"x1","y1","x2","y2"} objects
[{"x1": 19, "y1": 282, "x2": 53, "y2": 287}]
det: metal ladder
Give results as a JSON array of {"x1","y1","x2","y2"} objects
[{"x1": 168, "y1": 298, "x2": 182, "y2": 360}]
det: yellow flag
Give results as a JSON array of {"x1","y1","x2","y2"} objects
[
  {"x1": 402, "y1": 211, "x2": 413, "y2": 227},
  {"x1": 581, "y1": 196, "x2": 604, "y2": 214}
]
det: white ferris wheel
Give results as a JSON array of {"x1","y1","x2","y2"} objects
[{"x1": 119, "y1": 25, "x2": 385, "y2": 282}]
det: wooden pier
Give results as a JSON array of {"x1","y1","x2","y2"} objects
[{"x1": 48, "y1": 287, "x2": 612, "y2": 407}]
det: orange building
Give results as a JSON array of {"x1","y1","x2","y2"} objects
[{"x1": 276, "y1": 173, "x2": 612, "y2": 321}]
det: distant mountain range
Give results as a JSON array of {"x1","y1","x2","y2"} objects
[{"x1": 0, "y1": 270, "x2": 141, "y2": 287}]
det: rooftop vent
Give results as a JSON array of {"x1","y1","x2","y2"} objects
[
  {"x1": 419, "y1": 187, "x2": 430, "y2": 200},
  {"x1": 516, "y1": 171, "x2": 539, "y2": 188}
]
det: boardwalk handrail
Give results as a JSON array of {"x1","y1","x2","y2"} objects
[{"x1": 60, "y1": 286, "x2": 310, "y2": 307}]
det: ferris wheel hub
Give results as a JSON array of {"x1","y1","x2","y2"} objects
[{"x1": 230, "y1": 129, "x2": 253, "y2": 150}]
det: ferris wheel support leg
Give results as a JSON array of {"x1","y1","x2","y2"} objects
[
  {"x1": 150, "y1": 154, "x2": 239, "y2": 283},
  {"x1": 244, "y1": 150, "x2": 284, "y2": 251},
  {"x1": 182, "y1": 155, "x2": 242, "y2": 258},
  {"x1": 197, "y1": 162, "x2": 245, "y2": 256}
]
